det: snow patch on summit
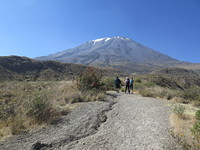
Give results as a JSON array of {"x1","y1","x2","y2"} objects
[
  {"x1": 89, "y1": 36, "x2": 130, "y2": 44},
  {"x1": 90, "y1": 37, "x2": 111, "y2": 44},
  {"x1": 114, "y1": 36, "x2": 130, "y2": 40}
]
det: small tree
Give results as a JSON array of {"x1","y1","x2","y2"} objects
[{"x1": 76, "y1": 67, "x2": 102, "y2": 91}]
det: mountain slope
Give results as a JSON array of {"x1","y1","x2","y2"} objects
[
  {"x1": 149, "y1": 68, "x2": 200, "y2": 89},
  {"x1": 36, "y1": 37, "x2": 183, "y2": 73},
  {"x1": 0, "y1": 56, "x2": 119, "y2": 81}
]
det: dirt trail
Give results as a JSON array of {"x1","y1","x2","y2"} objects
[{"x1": 0, "y1": 93, "x2": 182, "y2": 150}]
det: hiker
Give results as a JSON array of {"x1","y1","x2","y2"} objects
[
  {"x1": 129, "y1": 77, "x2": 134, "y2": 94},
  {"x1": 125, "y1": 77, "x2": 130, "y2": 94},
  {"x1": 115, "y1": 77, "x2": 121, "y2": 93}
]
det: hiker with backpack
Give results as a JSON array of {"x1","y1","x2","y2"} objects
[
  {"x1": 129, "y1": 77, "x2": 134, "y2": 94},
  {"x1": 125, "y1": 77, "x2": 130, "y2": 94},
  {"x1": 115, "y1": 77, "x2": 121, "y2": 93}
]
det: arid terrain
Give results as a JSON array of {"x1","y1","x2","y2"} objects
[
  {"x1": 0, "y1": 92, "x2": 183, "y2": 150},
  {"x1": 0, "y1": 56, "x2": 200, "y2": 149}
]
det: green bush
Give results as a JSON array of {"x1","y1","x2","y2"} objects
[
  {"x1": 172, "y1": 104, "x2": 186, "y2": 118},
  {"x1": 191, "y1": 121, "x2": 200, "y2": 142},
  {"x1": 182, "y1": 88, "x2": 200, "y2": 101},
  {"x1": 139, "y1": 89, "x2": 157, "y2": 98},
  {"x1": 26, "y1": 94, "x2": 58, "y2": 124},
  {"x1": 102, "y1": 77, "x2": 115, "y2": 91},
  {"x1": 143, "y1": 81, "x2": 156, "y2": 88},
  {"x1": 195, "y1": 110, "x2": 200, "y2": 120},
  {"x1": 134, "y1": 80, "x2": 155, "y2": 90},
  {"x1": 134, "y1": 82, "x2": 143, "y2": 90},
  {"x1": 135, "y1": 78, "x2": 142, "y2": 83}
]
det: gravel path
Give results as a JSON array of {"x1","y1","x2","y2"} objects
[
  {"x1": 0, "y1": 93, "x2": 182, "y2": 150},
  {"x1": 65, "y1": 94, "x2": 182, "y2": 150}
]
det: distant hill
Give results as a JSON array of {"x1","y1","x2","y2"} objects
[
  {"x1": 177, "y1": 63, "x2": 200, "y2": 73},
  {"x1": 0, "y1": 56, "x2": 120, "y2": 81},
  {"x1": 36, "y1": 36, "x2": 185, "y2": 73},
  {"x1": 148, "y1": 68, "x2": 200, "y2": 90}
]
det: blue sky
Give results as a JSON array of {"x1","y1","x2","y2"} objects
[{"x1": 0, "y1": 0, "x2": 200, "y2": 63}]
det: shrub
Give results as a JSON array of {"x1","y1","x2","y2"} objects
[
  {"x1": 102, "y1": 77, "x2": 115, "y2": 91},
  {"x1": 140, "y1": 90, "x2": 157, "y2": 97},
  {"x1": 182, "y1": 88, "x2": 200, "y2": 101},
  {"x1": 55, "y1": 105, "x2": 70, "y2": 116},
  {"x1": 64, "y1": 91, "x2": 83, "y2": 104},
  {"x1": 192, "y1": 100, "x2": 200, "y2": 107},
  {"x1": 10, "y1": 116, "x2": 25, "y2": 135},
  {"x1": 191, "y1": 121, "x2": 200, "y2": 142},
  {"x1": 153, "y1": 87, "x2": 180, "y2": 100},
  {"x1": 0, "y1": 103, "x2": 15, "y2": 120},
  {"x1": 75, "y1": 67, "x2": 107, "y2": 102},
  {"x1": 195, "y1": 110, "x2": 200, "y2": 120},
  {"x1": 134, "y1": 82, "x2": 143, "y2": 90},
  {"x1": 172, "y1": 104, "x2": 186, "y2": 118},
  {"x1": 26, "y1": 94, "x2": 58, "y2": 124},
  {"x1": 135, "y1": 78, "x2": 142, "y2": 83},
  {"x1": 0, "y1": 81, "x2": 89, "y2": 139},
  {"x1": 143, "y1": 81, "x2": 155, "y2": 88},
  {"x1": 96, "y1": 92, "x2": 106, "y2": 101},
  {"x1": 76, "y1": 67, "x2": 102, "y2": 91},
  {"x1": 134, "y1": 80, "x2": 155, "y2": 90}
]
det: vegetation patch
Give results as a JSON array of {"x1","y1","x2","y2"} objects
[
  {"x1": 191, "y1": 121, "x2": 200, "y2": 143},
  {"x1": 133, "y1": 70, "x2": 200, "y2": 149},
  {"x1": 182, "y1": 88, "x2": 200, "y2": 103},
  {"x1": 0, "y1": 67, "x2": 109, "y2": 140},
  {"x1": 195, "y1": 110, "x2": 200, "y2": 120},
  {"x1": 170, "y1": 104, "x2": 200, "y2": 149},
  {"x1": 26, "y1": 93, "x2": 59, "y2": 124},
  {"x1": 172, "y1": 104, "x2": 186, "y2": 118},
  {"x1": 102, "y1": 77, "x2": 116, "y2": 91},
  {"x1": 76, "y1": 67, "x2": 103, "y2": 91},
  {"x1": 133, "y1": 69, "x2": 200, "y2": 105},
  {"x1": 0, "y1": 79, "x2": 105, "y2": 140},
  {"x1": 76, "y1": 67, "x2": 106, "y2": 102}
]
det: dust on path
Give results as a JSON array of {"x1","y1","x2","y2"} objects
[{"x1": 0, "y1": 93, "x2": 182, "y2": 150}]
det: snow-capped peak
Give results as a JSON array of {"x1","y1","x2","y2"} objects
[
  {"x1": 89, "y1": 36, "x2": 130, "y2": 44},
  {"x1": 89, "y1": 37, "x2": 111, "y2": 44},
  {"x1": 113, "y1": 36, "x2": 130, "y2": 40}
]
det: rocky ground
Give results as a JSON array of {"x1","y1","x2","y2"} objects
[{"x1": 0, "y1": 92, "x2": 182, "y2": 150}]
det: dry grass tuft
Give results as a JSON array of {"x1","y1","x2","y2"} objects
[
  {"x1": 170, "y1": 104, "x2": 200, "y2": 149},
  {"x1": 137, "y1": 86, "x2": 180, "y2": 100},
  {"x1": 0, "y1": 80, "x2": 106, "y2": 140}
]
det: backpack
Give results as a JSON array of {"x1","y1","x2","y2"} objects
[
  {"x1": 115, "y1": 78, "x2": 121, "y2": 85},
  {"x1": 125, "y1": 79, "x2": 130, "y2": 85},
  {"x1": 130, "y1": 79, "x2": 134, "y2": 85}
]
